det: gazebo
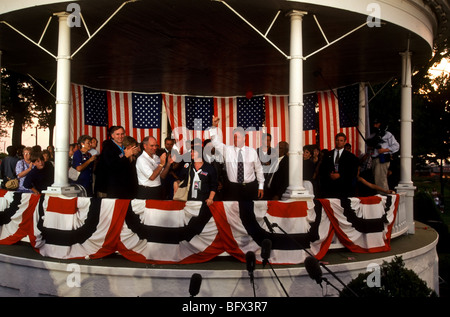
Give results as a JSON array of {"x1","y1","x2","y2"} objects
[{"x1": 0, "y1": 0, "x2": 448, "y2": 297}]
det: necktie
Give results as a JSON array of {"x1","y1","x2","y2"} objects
[
  {"x1": 335, "y1": 150, "x2": 340, "y2": 164},
  {"x1": 334, "y1": 150, "x2": 340, "y2": 172},
  {"x1": 237, "y1": 150, "x2": 244, "y2": 183}
]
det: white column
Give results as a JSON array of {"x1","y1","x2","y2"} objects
[
  {"x1": 282, "y1": 10, "x2": 313, "y2": 200},
  {"x1": 396, "y1": 51, "x2": 415, "y2": 234},
  {"x1": 358, "y1": 83, "x2": 368, "y2": 155},
  {"x1": 0, "y1": 50, "x2": 2, "y2": 187},
  {"x1": 161, "y1": 103, "x2": 168, "y2": 143},
  {"x1": 44, "y1": 12, "x2": 78, "y2": 196}
]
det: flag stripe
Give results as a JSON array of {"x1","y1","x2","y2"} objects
[
  {"x1": 279, "y1": 96, "x2": 287, "y2": 142},
  {"x1": 319, "y1": 90, "x2": 339, "y2": 151},
  {"x1": 317, "y1": 86, "x2": 359, "y2": 155},
  {"x1": 214, "y1": 97, "x2": 236, "y2": 145}
]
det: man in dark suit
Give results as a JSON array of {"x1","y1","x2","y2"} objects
[
  {"x1": 264, "y1": 141, "x2": 289, "y2": 200},
  {"x1": 319, "y1": 133, "x2": 358, "y2": 198},
  {"x1": 156, "y1": 137, "x2": 178, "y2": 199}
]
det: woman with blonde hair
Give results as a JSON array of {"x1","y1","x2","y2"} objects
[{"x1": 15, "y1": 147, "x2": 34, "y2": 193}]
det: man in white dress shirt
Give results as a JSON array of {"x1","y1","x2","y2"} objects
[
  {"x1": 136, "y1": 136, "x2": 172, "y2": 200},
  {"x1": 210, "y1": 115, "x2": 265, "y2": 200}
]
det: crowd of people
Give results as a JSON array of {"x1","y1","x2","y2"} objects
[
  {"x1": 0, "y1": 116, "x2": 400, "y2": 202},
  {"x1": 1, "y1": 144, "x2": 55, "y2": 195}
]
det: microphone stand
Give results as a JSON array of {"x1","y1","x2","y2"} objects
[
  {"x1": 265, "y1": 258, "x2": 290, "y2": 297},
  {"x1": 248, "y1": 270, "x2": 256, "y2": 297},
  {"x1": 246, "y1": 251, "x2": 257, "y2": 297},
  {"x1": 321, "y1": 277, "x2": 341, "y2": 295},
  {"x1": 268, "y1": 220, "x2": 359, "y2": 297}
]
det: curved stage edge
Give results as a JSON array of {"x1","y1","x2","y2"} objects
[{"x1": 0, "y1": 222, "x2": 439, "y2": 297}]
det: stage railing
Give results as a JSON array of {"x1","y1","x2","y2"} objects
[{"x1": 390, "y1": 191, "x2": 408, "y2": 238}]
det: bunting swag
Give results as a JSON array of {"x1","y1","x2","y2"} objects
[
  {"x1": 117, "y1": 200, "x2": 224, "y2": 264},
  {"x1": 209, "y1": 200, "x2": 334, "y2": 264},
  {"x1": 29, "y1": 195, "x2": 129, "y2": 259},
  {"x1": 318, "y1": 195, "x2": 400, "y2": 253},
  {"x1": 0, "y1": 190, "x2": 400, "y2": 264},
  {"x1": 0, "y1": 190, "x2": 39, "y2": 244}
]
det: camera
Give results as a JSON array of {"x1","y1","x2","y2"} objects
[{"x1": 367, "y1": 134, "x2": 382, "y2": 149}]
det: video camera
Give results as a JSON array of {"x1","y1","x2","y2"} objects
[
  {"x1": 367, "y1": 122, "x2": 387, "y2": 149},
  {"x1": 366, "y1": 133, "x2": 383, "y2": 149}
]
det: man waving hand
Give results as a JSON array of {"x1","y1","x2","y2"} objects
[{"x1": 210, "y1": 115, "x2": 264, "y2": 200}]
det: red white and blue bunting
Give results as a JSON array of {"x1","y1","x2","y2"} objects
[
  {"x1": 318, "y1": 195, "x2": 399, "y2": 253},
  {"x1": 0, "y1": 189, "x2": 399, "y2": 264},
  {"x1": 118, "y1": 200, "x2": 223, "y2": 264},
  {"x1": 0, "y1": 191, "x2": 39, "y2": 244}
]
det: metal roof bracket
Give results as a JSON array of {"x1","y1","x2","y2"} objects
[
  {"x1": 304, "y1": 20, "x2": 370, "y2": 60},
  {"x1": 215, "y1": 0, "x2": 290, "y2": 59},
  {"x1": 71, "y1": 0, "x2": 136, "y2": 58},
  {"x1": 0, "y1": 20, "x2": 57, "y2": 59}
]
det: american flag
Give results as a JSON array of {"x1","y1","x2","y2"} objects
[
  {"x1": 163, "y1": 94, "x2": 266, "y2": 150},
  {"x1": 186, "y1": 96, "x2": 213, "y2": 141},
  {"x1": 71, "y1": 84, "x2": 108, "y2": 144},
  {"x1": 70, "y1": 84, "x2": 161, "y2": 146},
  {"x1": 214, "y1": 96, "x2": 237, "y2": 146},
  {"x1": 107, "y1": 90, "x2": 161, "y2": 143},
  {"x1": 237, "y1": 96, "x2": 265, "y2": 148},
  {"x1": 318, "y1": 83, "x2": 359, "y2": 154},
  {"x1": 72, "y1": 83, "x2": 362, "y2": 155},
  {"x1": 303, "y1": 93, "x2": 318, "y2": 145},
  {"x1": 163, "y1": 93, "x2": 318, "y2": 151},
  {"x1": 237, "y1": 96, "x2": 265, "y2": 130},
  {"x1": 265, "y1": 95, "x2": 289, "y2": 144},
  {"x1": 265, "y1": 94, "x2": 316, "y2": 146},
  {"x1": 162, "y1": 93, "x2": 213, "y2": 151}
]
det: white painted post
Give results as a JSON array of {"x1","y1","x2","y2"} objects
[
  {"x1": 44, "y1": 12, "x2": 78, "y2": 196},
  {"x1": 282, "y1": 10, "x2": 313, "y2": 200},
  {"x1": 161, "y1": 103, "x2": 168, "y2": 143},
  {"x1": 396, "y1": 51, "x2": 415, "y2": 234},
  {"x1": 358, "y1": 83, "x2": 368, "y2": 156}
]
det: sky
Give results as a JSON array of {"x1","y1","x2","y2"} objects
[
  {"x1": 1, "y1": 118, "x2": 50, "y2": 153},
  {"x1": 428, "y1": 57, "x2": 450, "y2": 77}
]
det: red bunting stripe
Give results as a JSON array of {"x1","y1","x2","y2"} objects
[{"x1": 0, "y1": 191, "x2": 39, "y2": 245}]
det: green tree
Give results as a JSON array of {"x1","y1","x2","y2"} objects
[
  {"x1": 32, "y1": 79, "x2": 56, "y2": 147},
  {"x1": 340, "y1": 256, "x2": 437, "y2": 297},
  {"x1": 1, "y1": 70, "x2": 35, "y2": 147},
  {"x1": 367, "y1": 58, "x2": 450, "y2": 169},
  {"x1": 0, "y1": 69, "x2": 56, "y2": 147}
]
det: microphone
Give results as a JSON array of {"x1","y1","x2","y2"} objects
[
  {"x1": 246, "y1": 251, "x2": 256, "y2": 297},
  {"x1": 268, "y1": 221, "x2": 359, "y2": 297},
  {"x1": 189, "y1": 273, "x2": 202, "y2": 297},
  {"x1": 304, "y1": 256, "x2": 323, "y2": 285},
  {"x1": 263, "y1": 216, "x2": 274, "y2": 233},
  {"x1": 260, "y1": 238, "x2": 289, "y2": 297},
  {"x1": 261, "y1": 239, "x2": 272, "y2": 268},
  {"x1": 246, "y1": 251, "x2": 256, "y2": 278},
  {"x1": 304, "y1": 256, "x2": 346, "y2": 296}
]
